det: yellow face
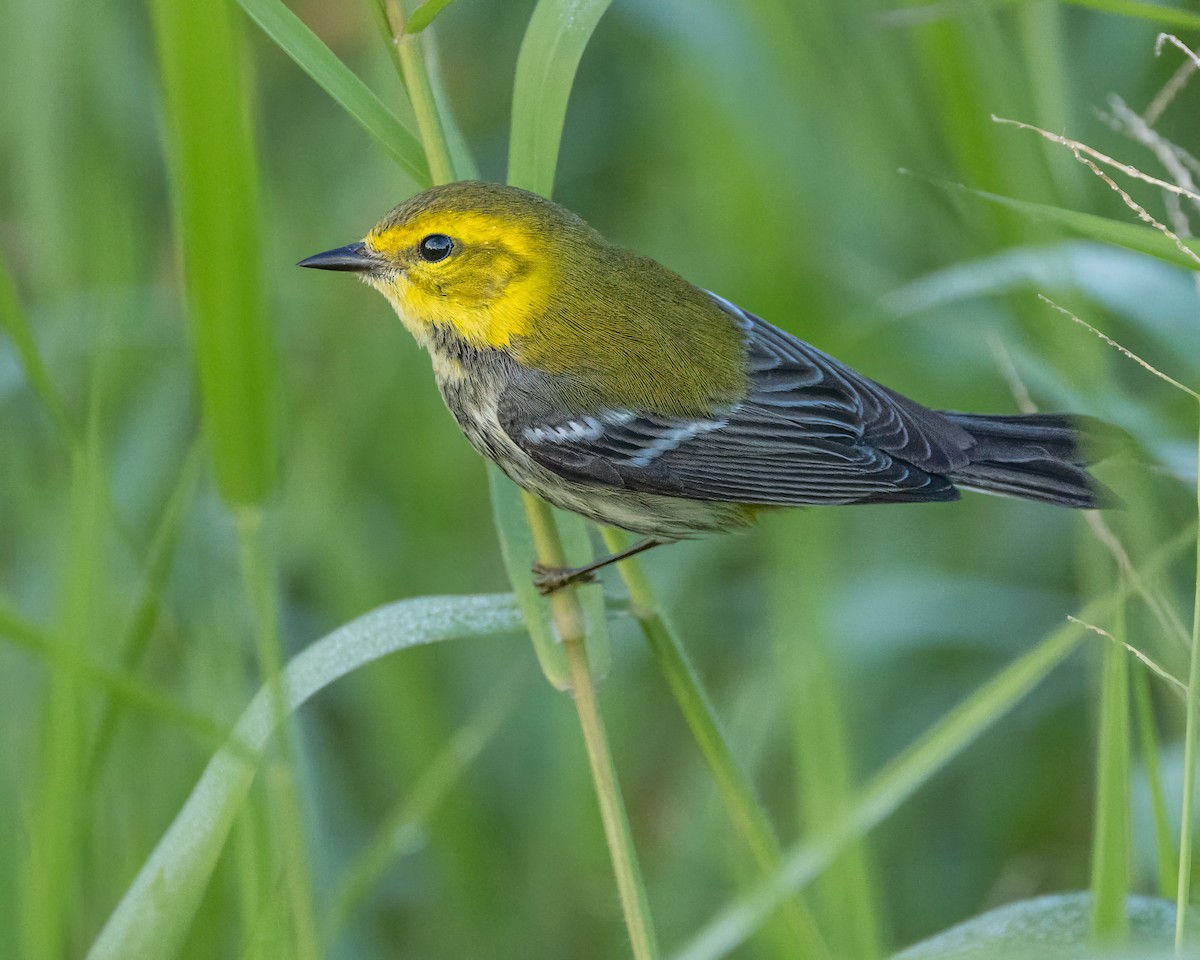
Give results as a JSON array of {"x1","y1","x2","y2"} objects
[
  {"x1": 360, "y1": 205, "x2": 558, "y2": 351},
  {"x1": 301, "y1": 181, "x2": 747, "y2": 414}
]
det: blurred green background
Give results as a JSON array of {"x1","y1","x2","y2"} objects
[{"x1": 2, "y1": 0, "x2": 1199, "y2": 957}]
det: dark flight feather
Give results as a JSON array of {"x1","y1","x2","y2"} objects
[{"x1": 499, "y1": 296, "x2": 1115, "y2": 510}]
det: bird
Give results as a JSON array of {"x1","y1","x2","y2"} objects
[{"x1": 299, "y1": 180, "x2": 1118, "y2": 594}]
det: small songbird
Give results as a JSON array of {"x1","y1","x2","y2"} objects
[{"x1": 300, "y1": 181, "x2": 1116, "y2": 593}]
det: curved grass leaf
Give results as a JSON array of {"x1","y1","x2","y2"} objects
[
  {"x1": 1062, "y1": 0, "x2": 1200, "y2": 31},
  {"x1": 508, "y1": 0, "x2": 614, "y2": 195},
  {"x1": 915, "y1": 175, "x2": 1200, "y2": 271},
  {"x1": 890, "y1": 892, "x2": 1182, "y2": 959},
  {"x1": 86, "y1": 594, "x2": 523, "y2": 960},
  {"x1": 237, "y1": 0, "x2": 430, "y2": 186},
  {"x1": 894, "y1": 0, "x2": 1200, "y2": 31},
  {"x1": 1091, "y1": 631, "x2": 1132, "y2": 942}
]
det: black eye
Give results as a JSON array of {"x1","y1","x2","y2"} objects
[{"x1": 418, "y1": 233, "x2": 454, "y2": 262}]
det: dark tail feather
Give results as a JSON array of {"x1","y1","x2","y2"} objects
[{"x1": 939, "y1": 412, "x2": 1124, "y2": 509}]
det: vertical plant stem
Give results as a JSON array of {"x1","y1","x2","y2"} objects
[
  {"x1": 1131, "y1": 667, "x2": 1177, "y2": 901},
  {"x1": 384, "y1": 0, "x2": 455, "y2": 184},
  {"x1": 522, "y1": 491, "x2": 586, "y2": 641},
  {"x1": 382, "y1": 10, "x2": 655, "y2": 953},
  {"x1": 526, "y1": 499, "x2": 659, "y2": 957},
  {"x1": 601, "y1": 528, "x2": 830, "y2": 959},
  {"x1": 1176, "y1": 412, "x2": 1200, "y2": 952},
  {"x1": 1090, "y1": 596, "x2": 1130, "y2": 944},
  {"x1": 235, "y1": 509, "x2": 319, "y2": 960},
  {"x1": 563, "y1": 630, "x2": 660, "y2": 960}
]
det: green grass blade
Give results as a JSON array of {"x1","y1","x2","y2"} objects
[
  {"x1": 789, "y1": 642, "x2": 883, "y2": 957},
  {"x1": 86, "y1": 441, "x2": 204, "y2": 783},
  {"x1": 85, "y1": 593, "x2": 523, "y2": 960},
  {"x1": 237, "y1": 0, "x2": 430, "y2": 185},
  {"x1": 426, "y1": 33, "x2": 479, "y2": 179},
  {"x1": 405, "y1": 0, "x2": 458, "y2": 35},
  {"x1": 22, "y1": 438, "x2": 108, "y2": 960},
  {"x1": 912, "y1": 174, "x2": 1200, "y2": 270},
  {"x1": 0, "y1": 604, "x2": 49, "y2": 650},
  {"x1": 673, "y1": 619, "x2": 1089, "y2": 960},
  {"x1": 0, "y1": 253, "x2": 73, "y2": 439},
  {"x1": 1090, "y1": 602, "x2": 1132, "y2": 943},
  {"x1": 770, "y1": 514, "x2": 882, "y2": 959},
  {"x1": 323, "y1": 662, "x2": 528, "y2": 942},
  {"x1": 504, "y1": 6, "x2": 652, "y2": 956},
  {"x1": 490, "y1": 471, "x2": 612, "y2": 685},
  {"x1": 898, "y1": 0, "x2": 1200, "y2": 31},
  {"x1": 233, "y1": 508, "x2": 318, "y2": 959},
  {"x1": 894, "y1": 891, "x2": 1180, "y2": 958},
  {"x1": 3, "y1": 610, "x2": 234, "y2": 757},
  {"x1": 382, "y1": 0, "x2": 457, "y2": 185},
  {"x1": 603, "y1": 527, "x2": 831, "y2": 959},
  {"x1": 1061, "y1": 0, "x2": 1200, "y2": 31},
  {"x1": 508, "y1": 0, "x2": 613, "y2": 195},
  {"x1": 490, "y1": 469, "x2": 572, "y2": 689},
  {"x1": 1132, "y1": 668, "x2": 1177, "y2": 901},
  {"x1": 151, "y1": 0, "x2": 276, "y2": 507},
  {"x1": 1176, "y1": 412, "x2": 1200, "y2": 950},
  {"x1": 672, "y1": 527, "x2": 1196, "y2": 960}
]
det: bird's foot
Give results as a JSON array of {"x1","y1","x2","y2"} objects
[{"x1": 531, "y1": 562, "x2": 597, "y2": 596}]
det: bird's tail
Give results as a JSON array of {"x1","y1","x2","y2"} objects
[{"x1": 940, "y1": 412, "x2": 1122, "y2": 509}]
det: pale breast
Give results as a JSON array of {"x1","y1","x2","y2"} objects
[{"x1": 426, "y1": 332, "x2": 751, "y2": 540}]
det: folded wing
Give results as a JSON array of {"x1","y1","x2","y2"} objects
[{"x1": 497, "y1": 295, "x2": 988, "y2": 507}]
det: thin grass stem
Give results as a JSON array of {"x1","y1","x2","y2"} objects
[
  {"x1": 384, "y1": 0, "x2": 456, "y2": 184},
  {"x1": 600, "y1": 526, "x2": 831, "y2": 959},
  {"x1": 323, "y1": 664, "x2": 529, "y2": 942},
  {"x1": 524, "y1": 501, "x2": 659, "y2": 955},
  {"x1": 564, "y1": 627, "x2": 660, "y2": 960},
  {"x1": 1175, "y1": 409, "x2": 1200, "y2": 952},
  {"x1": 1131, "y1": 667, "x2": 1178, "y2": 901},
  {"x1": 391, "y1": 7, "x2": 656, "y2": 951},
  {"x1": 1089, "y1": 594, "x2": 1131, "y2": 943}
]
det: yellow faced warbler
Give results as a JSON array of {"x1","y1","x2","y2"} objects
[{"x1": 300, "y1": 181, "x2": 1118, "y2": 593}]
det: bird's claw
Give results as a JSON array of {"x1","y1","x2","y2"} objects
[{"x1": 531, "y1": 562, "x2": 597, "y2": 596}]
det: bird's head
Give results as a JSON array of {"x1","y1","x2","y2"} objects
[{"x1": 299, "y1": 180, "x2": 605, "y2": 351}]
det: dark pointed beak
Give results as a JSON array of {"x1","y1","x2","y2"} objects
[{"x1": 297, "y1": 241, "x2": 380, "y2": 272}]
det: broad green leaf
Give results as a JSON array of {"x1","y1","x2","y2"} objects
[
  {"x1": 890, "y1": 892, "x2": 1183, "y2": 959},
  {"x1": 86, "y1": 593, "x2": 523, "y2": 960},
  {"x1": 151, "y1": 0, "x2": 276, "y2": 506},
  {"x1": 237, "y1": 0, "x2": 430, "y2": 186},
  {"x1": 405, "y1": 0, "x2": 458, "y2": 34},
  {"x1": 508, "y1": 0, "x2": 614, "y2": 195}
]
